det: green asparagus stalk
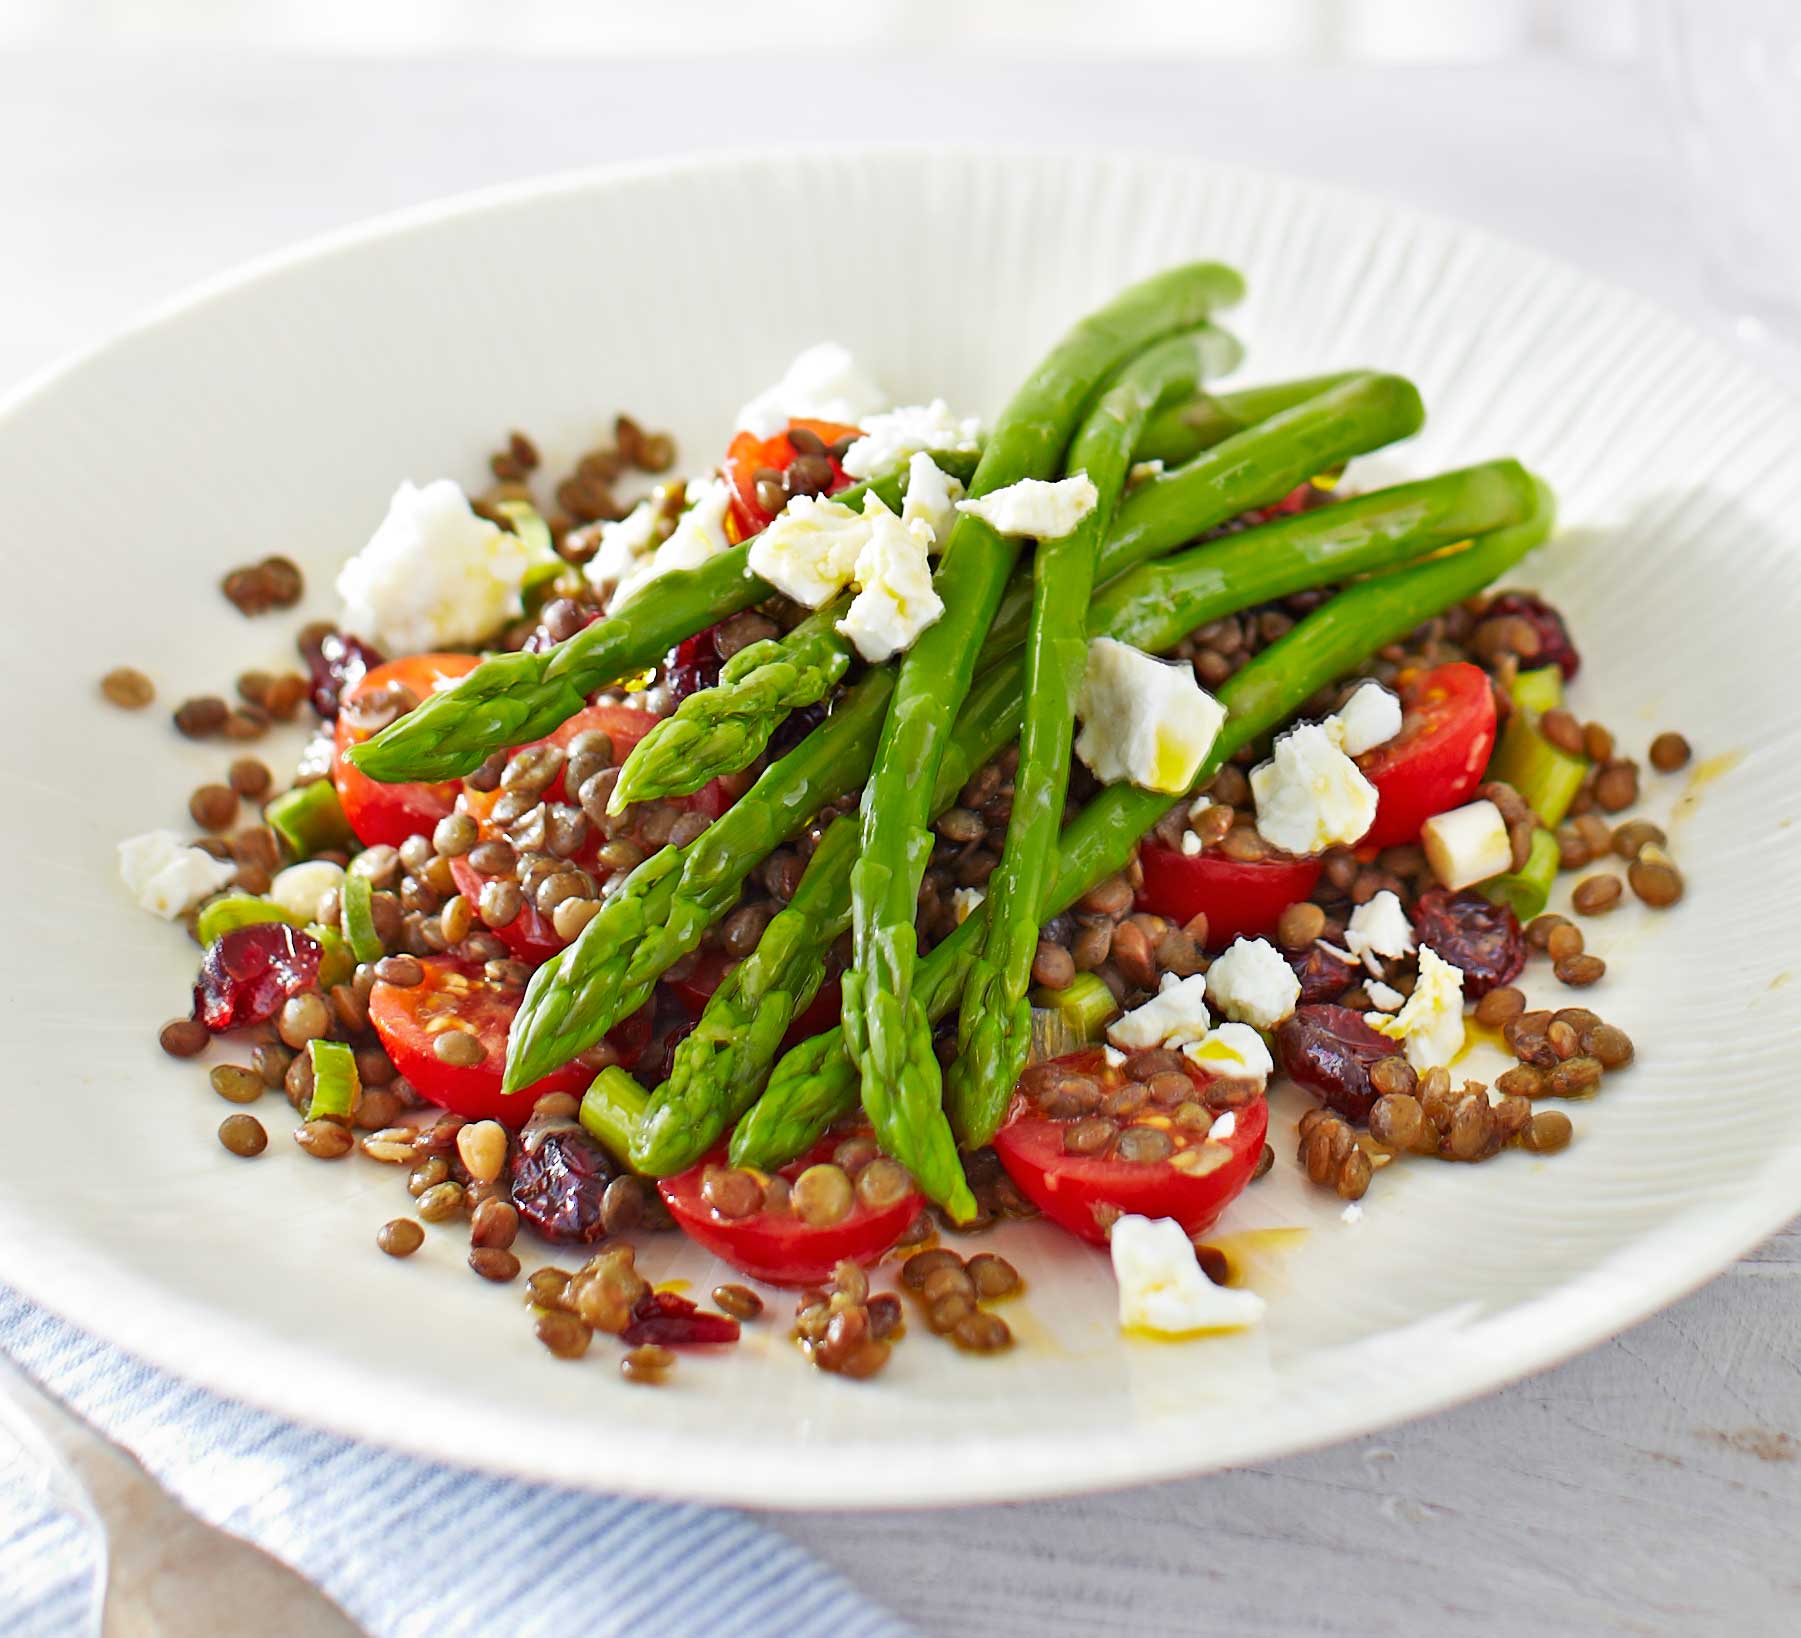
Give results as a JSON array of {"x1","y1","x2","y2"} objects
[
  {"x1": 733, "y1": 476, "x2": 1558, "y2": 1167},
  {"x1": 501, "y1": 669, "x2": 896, "y2": 1093},
  {"x1": 844, "y1": 263, "x2": 1246, "y2": 1216},
  {"x1": 616, "y1": 458, "x2": 1541, "y2": 1171},
  {"x1": 344, "y1": 454, "x2": 978, "y2": 784},
  {"x1": 1132, "y1": 372, "x2": 1360, "y2": 468},
  {"x1": 950, "y1": 332, "x2": 1206, "y2": 1160}
]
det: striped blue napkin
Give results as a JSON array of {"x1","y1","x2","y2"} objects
[{"x1": 0, "y1": 1288, "x2": 910, "y2": 1638}]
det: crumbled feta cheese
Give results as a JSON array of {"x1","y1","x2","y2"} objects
[
  {"x1": 835, "y1": 495, "x2": 943, "y2": 663},
  {"x1": 1204, "y1": 937, "x2": 1301, "y2": 1030},
  {"x1": 1187, "y1": 793, "x2": 1217, "y2": 824},
  {"x1": 1368, "y1": 945, "x2": 1466, "y2": 1070},
  {"x1": 1365, "y1": 980, "x2": 1405, "y2": 1013},
  {"x1": 118, "y1": 830, "x2": 237, "y2": 921},
  {"x1": 952, "y1": 887, "x2": 986, "y2": 925},
  {"x1": 613, "y1": 478, "x2": 733, "y2": 609},
  {"x1": 1127, "y1": 459, "x2": 1165, "y2": 487},
  {"x1": 1344, "y1": 890, "x2": 1415, "y2": 975},
  {"x1": 1208, "y1": 1110, "x2": 1237, "y2": 1142},
  {"x1": 1249, "y1": 721, "x2": 1379, "y2": 855},
  {"x1": 581, "y1": 498, "x2": 667, "y2": 595},
  {"x1": 957, "y1": 473, "x2": 1098, "y2": 540},
  {"x1": 1181, "y1": 1022, "x2": 1275, "y2": 1083},
  {"x1": 1106, "y1": 972, "x2": 1211, "y2": 1053},
  {"x1": 746, "y1": 494, "x2": 867, "y2": 608},
  {"x1": 1111, "y1": 1215, "x2": 1266, "y2": 1337},
  {"x1": 1075, "y1": 638, "x2": 1226, "y2": 795},
  {"x1": 337, "y1": 479, "x2": 535, "y2": 652},
  {"x1": 1341, "y1": 1203, "x2": 1364, "y2": 1224},
  {"x1": 268, "y1": 861, "x2": 345, "y2": 925},
  {"x1": 1180, "y1": 831, "x2": 1204, "y2": 857},
  {"x1": 899, "y1": 452, "x2": 965, "y2": 550},
  {"x1": 1326, "y1": 681, "x2": 1402, "y2": 757},
  {"x1": 1421, "y1": 799, "x2": 1512, "y2": 891},
  {"x1": 839, "y1": 400, "x2": 983, "y2": 480},
  {"x1": 1103, "y1": 1045, "x2": 1127, "y2": 1069},
  {"x1": 736, "y1": 343, "x2": 889, "y2": 441}
]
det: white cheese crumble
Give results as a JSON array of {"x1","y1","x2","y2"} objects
[
  {"x1": 835, "y1": 495, "x2": 942, "y2": 664},
  {"x1": 1421, "y1": 798, "x2": 1513, "y2": 892},
  {"x1": 1326, "y1": 681, "x2": 1403, "y2": 757},
  {"x1": 1208, "y1": 1110, "x2": 1238, "y2": 1142},
  {"x1": 839, "y1": 400, "x2": 983, "y2": 480},
  {"x1": 1075, "y1": 638, "x2": 1226, "y2": 795},
  {"x1": 1365, "y1": 979, "x2": 1405, "y2": 1013},
  {"x1": 580, "y1": 498, "x2": 667, "y2": 597},
  {"x1": 337, "y1": 479, "x2": 536, "y2": 653},
  {"x1": 899, "y1": 452, "x2": 965, "y2": 550},
  {"x1": 1342, "y1": 1202, "x2": 1365, "y2": 1224},
  {"x1": 613, "y1": 478, "x2": 733, "y2": 609},
  {"x1": 1344, "y1": 890, "x2": 1416, "y2": 975},
  {"x1": 1368, "y1": 944, "x2": 1466, "y2": 1070},
  {"x1": 745, "y1": 493, "x2": 867, "y2": 608},
  {"x1": 1106, "y1": 972, "x2": 1211, "y2": 1053},
  {"x1": 957, "y1": 473, "x2": 1098, "y2": 540},
  {"x1": 118, "y1": 831, "x2": 237, "y2": 920},
  {"x1": 1249, "y1": 721, "x2": 1379, "y2": 855},
  {"x1": 1111, "y1": 1214, "x2": 1266, "y2": 1337},
  {"x1": 1204, "y1": 937, "x2": 1301, "y2": 1031},
  {"x1": 1103, "y1": 1045, "x2": 1128, "y2": 1069},
  {"x1": 952, "y1": 886, "x2": 986, "y2": 925},
  {"x1": 1180, "y1": 831, "x2": 1204, "y2": 857},
  {"x1": 1181, "y1": 1022, "x2": 1275, "y2": 1084},
  {"x1": 268, "y1": 860, "x2": 344, "y2": 925},
  {"x1": 735, "y1": 343, "x2": 889, "y2": 441}
]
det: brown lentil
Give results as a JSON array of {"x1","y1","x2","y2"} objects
[
  {"x1": 600, "y1": 1175, "x2": 647, "y2": 1237},
  {"x1": 173, "y1": 695, "x2": 229, "y2": 738},
  {"x1": 1275, "y1": 900, "x2": 1327, "y2": 951},
  {"x1": 1583, "y1": 1023, "x2": 1634, "y2": 1068},
  {"x1": 100, "y1": 665, "x2": 156, "y2": 709},
  {"x1": 1473, "y1": 986, "x2": 1526, "y2": 1029},
  {"x1": 217, "y1": 1113, "x2": 267, "y2": 1157},
  {"x1": 1526, "y1": 913, "x2": 1570, "y2": 951},
  {"x1": 376, "y1": 1218, "x2": 424, "y2": 1258},
  {"x1": 1554, "y1": 953, "x2": 1606, "y2": 987},
  {"x1": 468, "y1": 1247, "x2": 521, "y2": 1283},
  {"x1": 1496, "y1": 1064, "x2": 1547, "y2": 1102},
  {"x1": 1521, "y1": 1110, "x2": 1574, "y2": 1153},
  {"x1": 621, "y1": 1345, "x2": 674, "y2": 1384},
  {"x1": 965, "y1": 1253, "x2": 1021, "y2": 1300},
  {"x1": 1539, "y1": 708, "x2": 1585, "y2": 755},
  {"x1": 534, "y1": 1311, "x2": 592, "y2": 1360},
  {"x1": 792, "y1": 1163, "x2": 853, "y2": 1226},
  {"x1": 1031, "y1": 941, "x2": 1076, "y2": 989},
  {"x1": 1546, "y1": 1056, "x2": 1604, "y2": 1098},
  {"x1": 1368, "y1": 1093, "x2": 1425, "y2": 1150},
  {"x1": 208, "y1": 1064, "x2": 264, "y2": 1105},
  {"x1": 276, "y1": 992, "x2": 329, "y2": 1050},
  {"x1": 1593, "y1": 763, "x2": 1639, "y2": 813},
  {"x1": 702, "y1": 1166, "x2": 764, "y2": 1220},
  {"x1": 1369, "y1": 1055, "x2": 1418, "y2": 1099},
  {"x1": 1649, "y1": 732, "x2": 1691, "y2": 772},
  {"x1": 712, "y1": 1284, "x2": 763, "y2": 1321},
  {"x1": 1571, "y1": 874, "x2": 1623, "y2": 916},
  {"x1": 159, "y1": 1017, "x2": 210, "y2": 1058},
  {"x1": 469, "y1": 1199, "x2": 520, "y2": 1251},
  {"x1": 432, "y1": 1030, "x2": 485, "y2": 1068},
  {"x1": 1546, "y1": 922, "x2": 1586, "y2": 963},
  {"x1": 854, "y1": 1158, "x2": 913, "y2": 1212},
  {"x1": 416, "y1": 1181, "x2": 467, "y2": 1222},
  {"x1": 951, "y1": 1311, "x2": 1013, "y2": 1352},
  {"x1": 1628, "y1": 851, "x2": 1684, "y2": 908},
  {"x1": 902, "y1": 1249, "x2": 963, "y2": 1290},
  {"x1": 188, "y1": 784, "x2": 239, "y2": 831},
  {"x1": 293, "y1": 1119, "x2": 353, "y2": 1159}
]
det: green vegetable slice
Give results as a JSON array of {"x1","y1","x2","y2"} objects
[
  {"x1": 306, "y1": 1039, "x2": 360, "y2": 1123},
  {"x1": 340, "y1": 874, "x2": 384, "y2": 965}
]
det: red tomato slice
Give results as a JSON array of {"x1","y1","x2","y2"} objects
[
  {"x1": 1137, "y1": 846, "x2": 1322, "y2": 948},
  {"x1": 658, "y1": 1134, "x2": 923, "y2": 1287},
  {"x1": 368, "y1": 957, "x2": 589, "y2": 1124},
  {"x1": 993, "y1": 1047, "x2": 1269, "y2": 1246},
  {"x1": 333, "y1": 653, "x2": 480, "y2": 848},
  {"x1": 1356, "y1": 662, "x2": 1498, "y2": 849},
  {"x1": 723, "y1": 417, "x2": 862, "y2": 540}
]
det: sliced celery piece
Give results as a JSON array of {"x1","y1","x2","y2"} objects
[
  {"x1": 580, "y1": 1068, "x2": 650, "y2": 1169},
  {"x1": 304, "y1": 922, "x2": 356, "y2": 990},
  {"x1": 306, "y1": 1038, "x2": 360, "y2": 1122},
  {"x1": 340, "y1": 873, "x2": 384, "y2": 965},
  {"x1": 266, "y1": 779, "x2": 355, "y2": 862},
  {"x1": 1477, "y1": 827, "x2": 1559, "y2": 921},
  {"x1": 1027, "y1": 971, "x2": 1121, "y2": 1044},
  {"x1": 1509, "y1": 665, "x2": 1564, "y2": 718},
  {"x1": 1488, "y1": 714, "x2": 1588, "y2": 827},
  {"x1": 196, "y1": 894, "x2": 300, "y2": 947}
]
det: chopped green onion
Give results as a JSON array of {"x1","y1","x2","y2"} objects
[
  {"x1": 1027, "y1": 971, "x2": 1120, "y2": 1044},
  {"x1": 305, "y1": 922, "x2": 356, "y2": 990},
  {"x1": 1477, "y1": 827, "x2": 1560, "y2": 921},
  {"x1": 580, "y1": 1068, "x2": 650, "y2": 1168},
  {"x1": 196, "y1": 894, "x2": 300, "y2": 947},
  {"x1": 265, "y1": 779, "x2": 355, "y2": 862},
  {"x1": 1509, "y1": 665, "x2": 1564, "y2": 718},
  {"x1": 340, "y1": 873, "x2": 384, "y2": 965},
  {"x1": 306, "y1": 1039, "x2": 360, "y2": 1123},
  {"x1": 1488, "y1": 714, "x2": 1588, "y2": 827}
]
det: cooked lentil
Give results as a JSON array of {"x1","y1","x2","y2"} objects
[
  {"x1": 377, "y1": 1219, "x2": 424, "y2": 1258},
  {"x1": 208, "y1": 1064, "x2": 264, "y2": 1105},
  {"x1": 620, "y1": 1345, "x2": 674, "y2": 1384},
  {"x1": 218, "y1": 1113, "x2": 267, "y2": 1157},
  {"x1": 1648, "y1": 732, "x2": 1691, "y2": 773},
  {"x1": 1570, "y1": 874, "x2": 1623, "y2": 915},
  {"x1": 101, "y1": 666, "x2": 156, "y2": 709},
  {"x1": 293, "y1": 1119, "x2": 353, "y2": 1159},
  {"x1": 159, "y1": 1017, "x2": 209, "y2": 1058}
]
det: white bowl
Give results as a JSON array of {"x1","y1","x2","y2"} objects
[{"x1": 2, "y1": 149, "x2": 1796, "y2": 1509}]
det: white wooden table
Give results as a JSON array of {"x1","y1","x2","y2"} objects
[{"x1": 5, "y1": 47, "x2": 1796, "y2": 1636}]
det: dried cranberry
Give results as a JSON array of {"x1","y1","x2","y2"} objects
[
  {"x1": 193, "y1": 924, "x2": 322, "y2": 1032},
  {"x1": 509, "y1": 1123, "x2": 618, "y2": 1245},
  {"x1": 664, "y1": 626, "x2": 723, "y2": 705},
  {"x1": 301, "y1": 628, "x2": 383, "y2": 719},
  {"x1": 1285, "y1": 943, "x2": 1359, "y2": 1005},
  {"x1": 622, "y1": 1289, "x2": 740, "y2": 1347},
  {"x1": 629, "y1": 989, "x2": 697, "y2": 1087},
  {"x1": 1484, "y1": 592, "x2": 1580, "y2": 680},
  {"x1": 1239, "y1": 482, "x2": 1315, "y2": 527},
  {"x1": 1275, "y1": 1004, "x2": 1395, "y2": 1122},
  {"x1": 1411, "y1": 888, "x2": 1525, "y2": 1000},
  {"x1": 766, "y1": 698, "x2": 831, "y2": 761}
]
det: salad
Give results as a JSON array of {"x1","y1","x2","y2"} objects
[{"x1": 111, "y1": 264, "x2": 1692, "y2": 1385}]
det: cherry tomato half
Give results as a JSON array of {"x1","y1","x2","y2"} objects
[
  {"x1": 1356, "y1": 662, "x2": 1498, "y2": 849},
  {"x1": 993, "y1": 1047, "x2": 1269, "y2": 1245},
  {"x1": 1136, "y1": 846, "x2": 1323, "y2": 948},
  {"x1": 723, "y1": 417, "x2": 862, "y2": 541},
  {"x1": 333, "y1": 653, "x2": 480, "y2": 848},
  {"x1": 658, "y1": 1133, "x2": 924, "y2": 1287}
]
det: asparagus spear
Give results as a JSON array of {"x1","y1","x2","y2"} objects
[
  {"x1": 1132, "y1": 372, "x2": 1359, "y2": 468},
  {"x1": 950, "y1": 332, "x2": 1210, "y2": 1167},
  {"x1": 604, "y1": 458, "x2": 1541, "y2": 1175},
  {"x1": 344, "y1": 455, "x2": 978, "y2": 784},
  {"x1": 609, "y1": 367, "x2": 1415, "y2": 809},
  {"x1": 843, "y1": 264, "x2": 1247, "y2": 1210},
  {"x1": 731, "y1": 475, "x2": 1558, "y2": 1169}
]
